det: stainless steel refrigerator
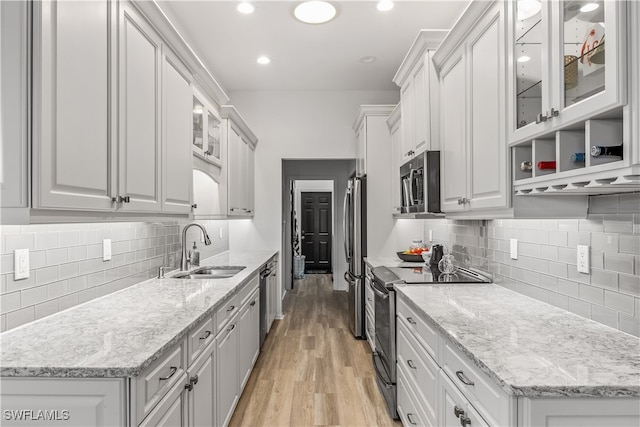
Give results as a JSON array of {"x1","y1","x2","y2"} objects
[{"x1": 343, "y1": 175, "x2": 366, "y2": 338}]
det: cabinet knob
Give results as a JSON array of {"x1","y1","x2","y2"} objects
[
  {"x1": 460, "y1": 415, "x2": 471, "y2": 427},
  {"x1": 535, "y1": 112, "x2": 548, "y2": 124},
  {"x1": 185, "y1": 382, "x2": 193, "y2": 391},
  {"x1": 191, "y1": 203, "x2": 198, "y2": 209},
  {"x1": 190, "y1": 375, "x2": 199, "y2": 386},
  {"x1": 548, "y1": 108, "x2": 559, "y2": 118},
  {"x1": 250, "y1": 300, "x2": 256, "y2": 307},
  {"x1": 454, "y1": 405, "x2": 465, "y2": 418},
  {"x1": 406, "y1": 316, "x2": 417, "y2": 325}
]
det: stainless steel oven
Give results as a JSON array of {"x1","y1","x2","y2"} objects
[{"x1": 370, "y1": 266, "x2": 403, "y2": 420}]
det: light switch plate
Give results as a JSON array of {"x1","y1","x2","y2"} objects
[
  {"x1": 428, "y1": 229, "x2": 433, "y2": 242},
  {"x1": 14, "y1": 249, "x2": 29, "y2": 280},
  {"x1": 510, "y1": 239, "x2": 518, "y2": 260},
  {"x1": 103, "y1": 239, "x2": 112, "y2": 261},
  {"x1": 219, "y1": 227, "x2": 223, "y2": 239},
  {"x1": 577, "y1": 245, "x2": 590, "y2": 273}
]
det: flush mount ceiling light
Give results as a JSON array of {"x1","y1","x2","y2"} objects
[
  {"x1": 517, "y1": 55, "x2": 531, "y2": 63},
  {"x1": 580, "y1": 3, "x2": 599, "y2": 13},
  {"x1": 257, "y1": 56, "x2": 271, "y2": 65},
  {"x1": 377, "y1": 1, "x2": 394, "y2": 12},
  {"x1": 292, "y1": 1, "x2": 339, "y2": 24},
  {"x1": 237, "y1": 2, "x2": 254, "y2": 14},
  {"x1": 517, "y1": 0, "x2": 541, "y2": 21},
  {"x1": 359, "y1": 55, "x2": 377, "y2": 64}
]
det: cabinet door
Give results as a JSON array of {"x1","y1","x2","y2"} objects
[
  {"x1": 439, "y1": 52, "x2": 467, "y2": 212},
  {"x1": 267, "y1": 262, "x2": 278, "y2": 329},
  {"x1": 356, "y1": 122, "x2": 366, "y2": 175},
  {"x1": 118, "y1": 4, "x2": 162, "y2": 212},
  {"x1": 188, "y1": 343, "x2": 215, "y2": 427},
  {"x1": 400, "y1": 82, "x2": 415, "y2": 161},
  {"x1": 162, "y1": 52, "x2": 193, "y2": 214},
  {"x1": 238, "y1": 290, "x2": 260, "y2": 390},
  {"x1": 389, "y1": 117, "x2": 403, "y2": 214},
  {"x1": 140, "y1": 375, "x2": 187, "y2": 427},
  {"x1": 440, "y1": 372, "x2": 489, "y2": 427},
  {"x1": 413, "y1": 61, "x2": 429, "y2": 155},
  {"x1": 227, "y1": 122, "x2": 247, "y2": 215},
  {"x1": 33, "y1": 0, "x2": 115, "y2": 211},
  {"x1": 468, "y1": 3, "x2": 508, "y2": 211},
  {"x1": 216, "y1": 320, "x2": 239, "y2": 427},
  {"x1": 246, "y1": 142, "x2": 255, "y2": 216},
  {"x1": 1, "y1": 1, "x2": 29, "y2": 209}
]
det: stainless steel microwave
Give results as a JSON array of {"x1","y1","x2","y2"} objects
[{"x1": 399, "y1": 151, "x2": 441, "y2": 214}]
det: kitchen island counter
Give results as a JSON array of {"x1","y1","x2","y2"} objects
[{"x1": 0, "y1": 250, "x2": 277, "y2": 378}]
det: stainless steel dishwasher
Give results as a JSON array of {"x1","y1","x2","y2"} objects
[{"x1": 259, "y1": 264, "x2": 270, "y2": 347}]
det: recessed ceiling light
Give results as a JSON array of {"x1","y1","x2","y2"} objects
[
  {"x1": 292, "y1": 1, "x2": 339, "y2": 25},
  {"x1": 517, "y1": 0, "x2": 541, "y2": 21},
  {"x1": 517, "y1": 55, "x2": 531, "y2": 63},
  {"x1": 377, "y1": 1, "x2": 394, "y2": 12},
  {"x1": 580, "y1": 3, "x2": 599, "y2": 13},
  {"x1": 359, "y1": 56, "x2": 377, "y2": 64},
  {"x1": 237, "y1": 2, "x2": 254, "y2": 14},
  {"x1": 257, "y1": 56, "x2": 271, "y2": 65}
]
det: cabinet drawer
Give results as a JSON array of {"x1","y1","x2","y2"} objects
[
  {"x1": 365, "y1": 279, "x2": 375, "y2": 314},
  {"x1": 136, "y1": 341, "x2": 185, "y2": 424},
  {"x1": 440, "y1": 370, "x2": 489, "y2": 427},
  {"x1": 397, "y1": 295, "x2": 439, "y2": 361},
  {"x1": 397, "y1": 319, "x2": 438, "y2": 423},
  {"x1": 237, "y1": 273, "x2": 259, "y2": 307},
  {"x1": 187, "y1": 315, "x2": 215, "y2": 366},
  {"x1": 443, "y1": 339, "x2": 509, "y2": 426},
  {"x1": 397, "y1": 364, "x2": 433, "y2": 427},
  {"x1": 216, "y1": 293, "x2": 239, "y2": 333}
]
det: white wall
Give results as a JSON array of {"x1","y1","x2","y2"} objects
[{"x1": 228, "y1": 90, "x2": 399, "y2": 304}]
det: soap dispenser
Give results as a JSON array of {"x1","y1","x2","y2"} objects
[{"x1": 190, "y1": 241, "x2": 200, "y2": 267}]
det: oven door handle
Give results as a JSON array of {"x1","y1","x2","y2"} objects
[
  {"x1": 371, "y1": 283, "x2": 389, "y2": 299},
  {"x1": 372, "y1": 352, "x2": 394, "y2": 387}
]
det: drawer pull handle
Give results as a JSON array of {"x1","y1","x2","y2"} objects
[
  {"x1": 250, "y1": 300, "x2": 256, "y2": 307},
  {"x1": 159, "y1": 366, "x2": 177, "y2": 381},
  {"x1": 199, "y1": 330, "x2": 212, "y2": 340},
  {"x1": 460, "y1": 415, "x2": 471, "y2": 426},
  {"x1": 227, "y1": 324, "x2": 236, "y2": 332},
  {"x1": 454, "y1": 405, "x2": 465, "y2": 418},
  {"x1": 456, "y1": 370, "x2": 475, "y2": 386},
  {"x1": 406, "y1": 316, "x2": 417, "y2": 325},
  {"x1": 227, "y1": 305, "x2": 236, "y2": 312},
  {"x1": 190, "y1": 375, "x2": 199, "y2": 386},
  {"x1": 407, "y1": 359, "x2": 417, "y2": 369},
  {"x1": 407, "y1": 413, "x2": 417, "y2": 425}
]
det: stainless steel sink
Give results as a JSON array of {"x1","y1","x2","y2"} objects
[{"x1": 172, "y1": 266, "x2": 246, "y2": 279}]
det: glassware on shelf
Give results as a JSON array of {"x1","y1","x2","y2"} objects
[
  {"x1": 521, "y1": 161, "x2": 533, "y2": 172},
  {"x1": 571, "y1": 152, "x2": 586, "y2": 163},
  {"x1": 438, "y1": 253, "x2": 457, "y2": 275},
  {"x1": 591, "y1": 144, "x2": 622, "y2": 158},
  {"x1": 537, "y1": 161, "x2": 556, "y2": 170},
  {"x1": 514, "y1": 0, "x2": 543, "y2": 129}
]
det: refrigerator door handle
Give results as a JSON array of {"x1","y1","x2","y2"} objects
[{"x1": 343, "y1": 189, "x2": 350, "y2": 262}]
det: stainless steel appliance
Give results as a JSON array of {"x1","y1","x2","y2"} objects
[
  {"x1": 400, "y1": 151, "x2": 441, "y2": 214},
  {"x1": 343, "y1": 175, "x2": 367, "y2": 338},
  {"x1": 259, "y1": 264, "x2": 270, "y2": 347},
  {"x1": 370, "y1": 265, "x2": 491, "y2": 420}
]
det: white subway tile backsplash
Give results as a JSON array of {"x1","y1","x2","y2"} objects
[
  {"x1": 618, "y1": 193, "x2": 640, "y2": 214},
  {"x1": 35, "y1": 299, "x2": 59, "y2": 320},
  {"x1": 21, "y1": 285, "x2": 47, "y2": 307},
  {"x1": 46, "y1": 248, "x2": 68, "y2": 265},
  {"x1": 547, "y1": 261, "x2": 568, "y2": 279},
  {"x1": 6, "y1": 306, "x2": 34, "y2": 329},
  {"x1": 5, "y1": 274, "x2": 35, "y2": 294},
  {"x1": 567, "y1": 231, "x2": 590, "y2": 247},
  {"x1": 591, "y1": 233, "x2": 619, "y2": 253},
  {"x1": 590, "y1": 250, "x2": 605, "y2": 270},
  {"x1": 35, "y1": 266, "x2": 59, "y2": 286},
  {"x1": 30, "y1": 250, "x2": 47, "y2": 269},
  {"x1": 591, "y1": 305, "x2": 618, "y2": 329},
  {"x1": 35, "y1": 232, "x2": 59, "y2": 250},
  {"x1": 68, "y1": 246, "x2": 88, "y2": 262},
  {"x1": 604, "y1": 252, "x2": 635, "y2": 275},
  {"x1": 579, "y1": 217, "x2": 604, "y2": 233},
  {"x1": 558, "y1": 247, "x2": 576, "y2": 265},
  {"x1": 568, "y1": 297, "x2": 591, "y2": 318},
  {"x1": 619, "y1": 274, "x2": 640, "y2": 297},
  {"x1": 58, "y1": 231, "x2": 79, "y2": 247},
  {"x1": 548, "y1": 230, "x2": 568, "y2": 247},
  {"x1": 1, "y1": 254, "x2": 14, "y2": 274},
  {"x1": 557, "y1": 279, "x2": 580, "y2": 298},
  {"x1": 47, "y1": 280, "x2": 69, "y2": 300},
  {"x1": 5, "y1": 234, "x2": 35, "y2": 252},
  {"x1": 58, "y1": 293, "x2": 79, "y2": 311},
  {"x1": 618, "y1": 313, "x2": 640, "y2": 337},
  {"x1": 69, "y1": 276, "x2": 88, "y2": 293},
  {"x1": 590, "y1": 268, "x2": 619, "y2": 291},
  {"x1": 59, "y1": 262, "x2": 80, "y2": 280},
  {"x1": 547, "y1": 292, "x2": 569, "y2": 310},
  {"x1": 579, "y1": 284, "x2": 604, "y2": 305},
  {"x1": 1, "y1": 291, "x2": 21, "y2": 313},
  {"x1": 619, "y1": 235, "x2": 640, "y2": 255},
  {"x1": 603, "y1": 215, "x2": 634, "y2": 234}
]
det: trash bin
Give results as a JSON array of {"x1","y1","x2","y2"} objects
[{"x1": 293, "y1": 255, "x2": 305, "y2": 279}]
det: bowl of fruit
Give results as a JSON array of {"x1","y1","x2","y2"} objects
[{"x1": 396, "y1": 245, "x2": 429, "y2": 262}]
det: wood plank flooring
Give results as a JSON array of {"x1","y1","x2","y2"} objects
[{"x1": 229, "y1": 274, "x2": 401, "y2": 427}]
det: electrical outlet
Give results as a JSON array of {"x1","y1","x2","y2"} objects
[
  {"x1": 428, "y1": 229, "x2": 433, "y2": 242},
  {"x1": 103, "y1": 239, "x2": 112, "y2": 261},
  {"x1": 577, "y1": 245, "x2": 590, "y2": 273},
  {"x1": 219, "y1": 227, "x2": 223, "y2": 239},
  {"x1": 14, "y1": 249, "x2": 29, "y2": 280},
  {"x1": 510, "y1": 239, "x2": 518, "y2": 260}
]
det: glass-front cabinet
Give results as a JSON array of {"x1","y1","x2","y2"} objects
[
  {"x1": 192, "y1": 91, "x2": 222, "y2": 166},
  {"x1": 508, "y1": 0, "x2": 627, "y2": 144}
]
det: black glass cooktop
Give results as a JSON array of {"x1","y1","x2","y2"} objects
[{"x1": 388, "y1": 265, "x2": 491, "y2": 284}]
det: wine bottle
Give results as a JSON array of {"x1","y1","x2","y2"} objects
[
  {"x1": 520, "y1": 161, "x2": 533, "y2": 172},
  {"x1": 571, "y1": 152, "x2": 586, "y2": 163},
  {"x1": 591, "y1": 144, "x2": 623, "y2": 158},
  {"x1": 537, "y1": 161, "x2": 556, "y2": 170}
]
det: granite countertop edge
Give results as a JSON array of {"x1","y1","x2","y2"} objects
[{"x1": 0, "y1": 250, "x2": 277, "y2": 378}]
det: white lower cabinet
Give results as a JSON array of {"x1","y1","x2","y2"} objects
[
  {"x1": 440, "y1": 371, "x2": 488, "y2": 427},
  {"x1": 186, "y1": 340, "x2": 215, "y2": 427},
  {"x1": 216, "y1": 317, "x2": 239, "y2": 427},
  {"x1": 238, "y1": 288, "x2": 260, "y2": 390},
  {"x1": 140, "y1": 374, "x2": 188, "y2": 427}
]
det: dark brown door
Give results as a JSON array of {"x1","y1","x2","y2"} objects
[{"x1": 301, "y1": 192, "x2": 332, "y2": 273}]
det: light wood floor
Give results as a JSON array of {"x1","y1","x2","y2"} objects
[{"x1": 229, "y1": 274, "x2": 401, "y2": 427}]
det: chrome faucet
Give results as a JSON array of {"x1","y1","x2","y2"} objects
[{"x1": 181, "y1": 223, "x2": 212, "y2": 271}]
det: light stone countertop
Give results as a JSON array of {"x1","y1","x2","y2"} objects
[
  {"x1": 396, "y1": 283, "x2": 640, "y2": 398},
  {"x1": 0, "y1": 250, "x2": 277, "y2": 378}
]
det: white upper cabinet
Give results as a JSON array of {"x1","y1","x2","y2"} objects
[
  {"x1": 192, "y1": 90, "x2": 223, "y2": 167},
  {"x1": 434, "y1": 1, "x2": 509, "y2": 214},
  {"x1": 32, "y1": 0, "x2": 116, "y2": 211},
  {"x1": 162, "y1": 51, "x2": 194, "y2": 214},
  {"x1": 508, "y1": 0, "x2": 627, "y2": 144},
  {"x1": 387, "y1": 105, "x2": 403, "y2": 215},
  {"x1": 1, "y1": 1, "x2": 29, "y2": 214},
  {"x1": 393, "y1": 30, "x2": 448, "y2": 162},
  {"x1": 221, "y1": 105, "x2": 258, "y2": 217},
  {"x1": 118, "y1": 3, "x2": 162, "y2": 212}
]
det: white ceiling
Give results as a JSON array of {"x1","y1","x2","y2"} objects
[{"x1": 158, "y1": 0, "x2": 470, "y2": 93}]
